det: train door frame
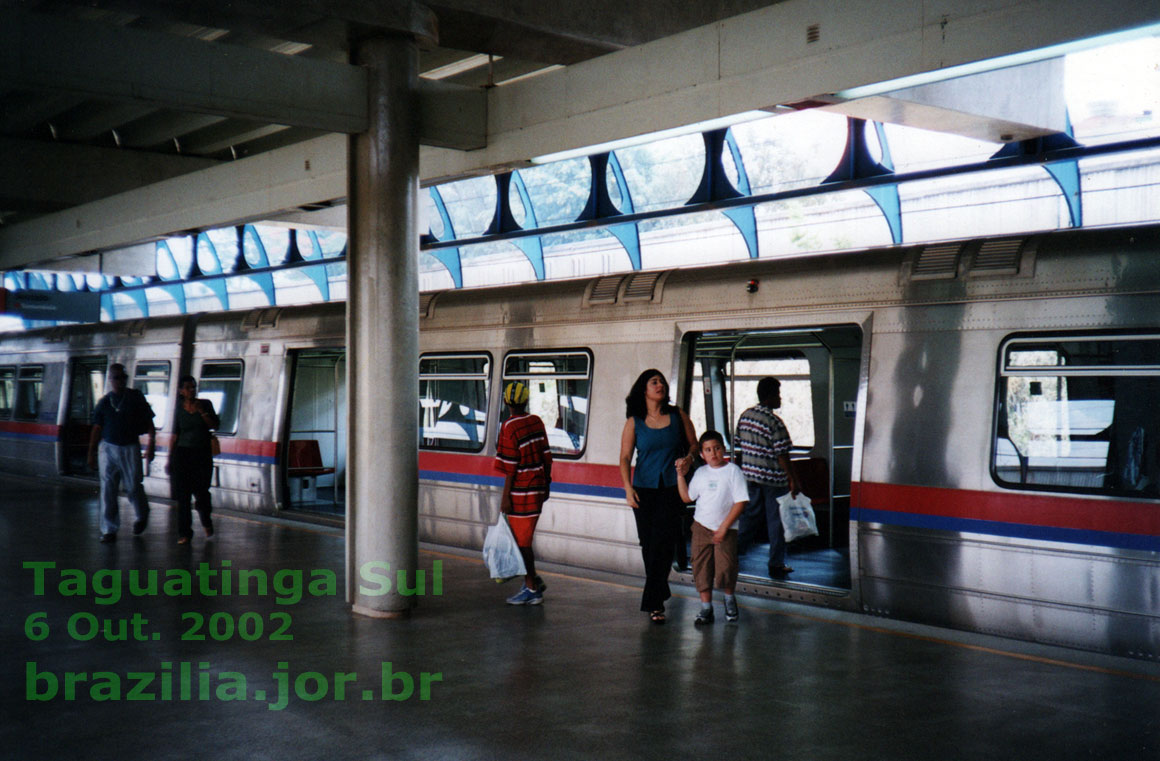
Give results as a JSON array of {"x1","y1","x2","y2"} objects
[
  {"x1": 60, "y1": 356, "x2": 107, "y2": 476},
  {"x1": 282, "y1": 348, "x2": 346, "y2": 516},
  {"x1": 681, "y1": 322, "x2": 865, "y2": 592}
]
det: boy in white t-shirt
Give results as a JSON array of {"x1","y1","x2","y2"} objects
[{"x1": 675, "y1": 430, "x2": 750, "y2": 624}]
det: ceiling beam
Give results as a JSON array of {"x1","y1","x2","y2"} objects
[
  {"x1": 0, "y1": 90, "x2": 87, "y2": 134},
  {"x1": 0, "y1": 6, "x2": 369, "y2": 133},
  {"x1": 827, "y1": 58, "x2": 1068, "y2": 143},
  {"x1": 418, "y1": 79, "x2": 488, "y2": 151},
  {"x1": 25, "y1": 0, "x2": 439, "y2": 53},
  {"x1": 177, "y1": 120, "x2": 295, "y2": 156},
  {"x1": 0, "y1": 136, "x2": 218, "y2": 211},
  {"x1": 426, "y1": 0, "x2": 786, "y2": 64},
  {"x1": 0, "y1": 135, "x2": 344, "y2": 270},
  {"x1": 419, "y1": 0, "x2": 1160, "y2": 182}
]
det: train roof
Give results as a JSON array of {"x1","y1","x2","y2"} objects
[{"x1": 3, "y1": 223, "x2": 1158, "y2": 342}]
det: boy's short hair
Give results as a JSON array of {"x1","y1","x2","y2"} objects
[{"x1": 698, "y1": 430, "x2": 724, "y2": 447}]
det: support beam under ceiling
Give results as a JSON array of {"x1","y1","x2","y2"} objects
[
  {"x1": 0, "y1": 135, "x2": 345, "y2": 270},
  {"x1": 0, "y1": 136, "x2": 219, "y2": 214},
  {"x1": 0, "y1": 6, "x2": 369, "y2": 133}
]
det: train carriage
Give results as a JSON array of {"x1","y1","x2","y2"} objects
[{"x1": 1, "y1": 224, "x2": 1157, "y2": 659}]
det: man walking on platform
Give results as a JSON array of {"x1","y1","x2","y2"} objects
[
  {"x1": 734, "y1": 377, "x2": 799, "y2": 577},
  {"x1": 495, "y1": 381, "x2": 552, "y2": 604},
  {"x1": 87, "y1": 363, "x2": 156, "y2": 543}
]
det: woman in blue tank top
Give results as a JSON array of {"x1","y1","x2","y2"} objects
[{"x1": 619, "y1": 369, "x2": 698, "y2": 623}]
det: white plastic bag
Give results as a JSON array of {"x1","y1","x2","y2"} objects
[
  {"x1": 482, "y1": 514, "x2": 527, "y2": 582},
  {"x1": 777, "y1": 492, "x2": 819, "y2": 543}
]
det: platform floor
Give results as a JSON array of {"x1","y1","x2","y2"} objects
[{"x1": 3, "y1": 475, "x2": 1158, "y2": 761}]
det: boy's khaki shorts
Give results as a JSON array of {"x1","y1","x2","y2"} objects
[{"x1": 691, "y1": 521, "x2": 739, "y2": 594}]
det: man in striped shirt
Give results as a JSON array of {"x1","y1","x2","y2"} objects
[
  {"x1": 734, "y1": 377, "x2": 799, "y2": 577},
  {"x1": 495, "y1": 381, "x2": 553, "y2": 604}
]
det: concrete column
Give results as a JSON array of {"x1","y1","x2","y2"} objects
[{"x1": 346, "y1": 34, "x2": 420, "y2": 617}]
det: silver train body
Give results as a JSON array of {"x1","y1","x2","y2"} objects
[{"x1": 2, "y1": 225, "x2": 1157, "y2": 659}]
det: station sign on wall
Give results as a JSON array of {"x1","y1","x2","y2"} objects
[{"x1": 0, "y1": 287, "x2": 100, "y2": 322}]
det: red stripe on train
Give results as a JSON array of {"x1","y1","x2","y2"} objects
[
  {"x1": 152, "y1": 433, "x2": 275, "y2": 457},
  {"x1": 0, "y1": 421, "x2": 59, "y2": 436},
  {"x1": 219, "y1": 438, "x2": 278, "y2": 457},
  {"x1": 419, "y1": 451, "x2": 623, "y2": 487},
  {"x1": 853, "y1": 481, "x2": 1160, "y2": 536}
]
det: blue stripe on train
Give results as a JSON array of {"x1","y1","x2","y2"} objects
[
  {"x1": 851, "y1": 507, "x2": 1160, "y2": 552},
  {"x1": 153, "y1": 447, "x2": 275, "y2": 466},
  {"x1": 0, "y1": 432, "x2": 56, "y2": 443},
  {"x1": 419, "y1": 469, "x2": 623, "y2": 500},
  {"x1": 219, "y1": 453, "x2": 278, "y2": 465}
]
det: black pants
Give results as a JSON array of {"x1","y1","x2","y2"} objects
[
  {"x1": 675, "y1": 506, "x2": 693, "y2": 569},
  {"x1": 172, "y1": 446, "x2": 213, "y2": 538},
  {"x1": 632, "y1": 485, "x2": 682, "y2": 612}
]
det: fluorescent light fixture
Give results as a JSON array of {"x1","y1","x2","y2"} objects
[
  {"x1": 497, "y1": 64, "x2": 563, "y2": 87},
  {"x1": 423, "y1": 53, "x2": 498, "y2": 81},
  {"x1": 270, "y1": 41, "x2": 313, "y2": 56},
  {"x1": 836, "y1": 23, "x2": 1160, "y2": 100},
  {"x1": 531, "y1": 110, "x2": 772, "y2": 164}
]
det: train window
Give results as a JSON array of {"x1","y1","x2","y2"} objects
[
  {"x1": 688, "y1": 345, "x2": 814, "y2": 451},
  {"x1": 198, "y1": 361, "x2": 244, "y2": 435},
  {"x1": 729, "y1": 358, "x2": 814, "y2": 449},
  {"x1": 419, "y1": 354, "x2": 490, "y2": 452},
  {"x1": 502, "y1": 351, "x2": 592, "y2": 457},
  {"x1": 994, "y1": 334, "x2": 1160, "y2": 498},
  {"x1": 14, "y1": 366, "x2": 44, "y2": 421},
  {"x1": 0, "y1": 366, "x2": 14, "y2": 419},
  {"x1": 134, "y1": 362, "x2": 171, "y2": 429},
  {"x1": 67, "y1": 359, "x2": 106, "y2": 424}
]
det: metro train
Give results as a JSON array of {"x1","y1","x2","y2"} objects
[{"x1": 2, "y1": 224, "x2": 1158, "y2": 660}]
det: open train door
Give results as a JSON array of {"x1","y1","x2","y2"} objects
[
  {"x1": 61, "y1": 357, "x2": 106, "y2": 476},
  {"x1": 283, "y1": 349, "x2": 346, "y2": 516},
  {"x1": 684, "y1": 325, "x2": 862, "y2": 590}
]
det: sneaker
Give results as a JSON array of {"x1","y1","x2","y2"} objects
[
  {"x1": 724, "y1": 597, "x2": 739, "y2": 623},
  {"x1": 132, "y1": 520, "x2": 147, "y2": 535},
  {"x1": 694, "y1": 608, "x2": 715, "y2": 625},
  {"x1": 506, "y1": 586, "x2": 543, "y2": 605},
  {"x1": 99, "y1": 533, "x2": 116, "y2": 544}
]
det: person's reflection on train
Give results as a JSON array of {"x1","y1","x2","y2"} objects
[
  {"x1": 87, "y1": 363, "x2": 156, "y2": 543},
  {"x1": 168, "y1": 375, "x2": 220, "y2": 545},
  {"x1": 619, "y1": 369, "x2": 698, "y2": 624},
  {"x1": 734, "y1": 377, "x2": 799, "y2": 577}
]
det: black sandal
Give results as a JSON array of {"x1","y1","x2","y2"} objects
[{"x1": 650, "y1": 610, "x2": 666, "y2": 624}]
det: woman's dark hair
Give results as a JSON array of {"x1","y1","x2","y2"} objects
[
  {"x1": 178, "y1": 375, "x2": 196, "y2": 386},
  {"x1": 625, "y1": 369, "x2": 674, "y2": 419}
]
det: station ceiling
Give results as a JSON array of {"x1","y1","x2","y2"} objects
[
  {"x1": 0, "y1": 1, "x2": 781, "y2": 224},
  {"x1": 1, "y1": 0, "x2": 1157, "y2": 274}
]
